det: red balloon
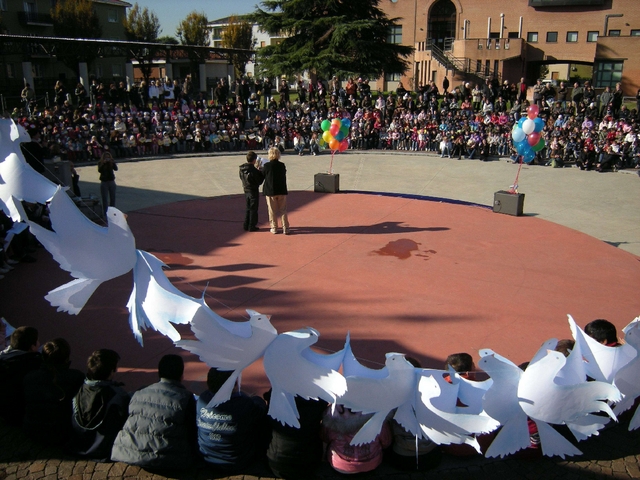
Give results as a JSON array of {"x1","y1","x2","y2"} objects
[
  {"x1": 329, "y1": 124, "x2": 340, "y2": 136},
  {"x1": 338, "y1": 139, "x2": 348, "y2": 152},
  {"x1": 527, "y1": 132, "x2": 541, "y2": 146},
  {"x1": 527, "y1": 104, "x2": 539, "y2": 119}
]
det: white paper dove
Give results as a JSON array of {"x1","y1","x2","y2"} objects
[
  {"x1": 414, "y1": 369, "x2": 499, "y2": 450},
  {"x1": 338, "y1": 352, "x2": 416, "y2": 446},
  {"x1": 263, "y1": 328, "x2": 347, "y2": 428},
  {"x1": 518, "y1": 349, "x2": 621, "y2": 456},
  {"x1": 0, "y1": 153, "x2": 59, "y2": 221},
  {"x1": 449, "y1": 368, "x2": 493, "y2": 415},
  {"x1": 0, "y1": 119, "x2": 30, "y2": 158},
  {"x1": 27, "y1": 187, "x2": 136, "y2": 314},
  {"x1": 478, "y1": 350, "x2": 531, "y2": 458},
  {"x1": 613, "y1": 318, "x2": 640, "y2": 430},
  {"x1": 177, "y1": 306, "x2": 278, "y2": 407},
  {"x1": 126, "y1": 249, "x2": 197, "y2": 345},
  {"x1": 568, "y1": 315, "x2": 636, "y2": 383}
]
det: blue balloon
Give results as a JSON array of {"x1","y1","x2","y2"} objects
[
  {"x1": 518, "y1": 117, "x2": 526, "y2": 128},
  {"x1": 534, "y1": 117, "x2": 545, "y2": 133},
  {"x1": 334, "y1": 131, "x2": 345, "y2": 142},
  {"x1": 523, "y1": 149, "x2": 536, "y2": 163},
  {"x1": 512, "y1": 127, "x2": 526, "y2": 143},
  {"x1": 515, "y1": 139, "x2": 528, "y2": 155},
  {"x1": 341, "y1": 118, "x2": 351, "y2": 129}
]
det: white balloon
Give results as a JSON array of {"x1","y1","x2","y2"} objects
[{"x1": 522, "y1": 119, "x2": 535, "y2": 135}]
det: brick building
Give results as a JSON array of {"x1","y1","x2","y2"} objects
[{"x1": 378, "y1": 0, "x2": 640, "y2": 95}]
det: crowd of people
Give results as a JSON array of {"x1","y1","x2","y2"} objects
[
  {"x1": 0, "y1": 318, "x2": 631, "y2": 477},
  {"x1": 11, "y1": 75, "x2": 640, "y2": 174}
]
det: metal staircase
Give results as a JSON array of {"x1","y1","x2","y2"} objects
[{"x1": 427, "y1": 39, "x2": 501, "y2": 84}]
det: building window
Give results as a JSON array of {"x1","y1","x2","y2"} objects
[
  {"x1": 507, "y1": 32, "x2": 519, "y2": 39},
  {"x1": 587, "y1": 31, "x2": 598, "y2": 42},
  {"x1": 112, "y1": 64, "x2": 122, "y2": 77},
  {"x1": 108, "y1": 9, "x2": 118, "y2": 23},
  {"x1": 608, "y1": 30, "x2": 620, "y2": 36},
  {"x1": 0, "y1": 0, "x2": 7, "y2": 11},
  {"x1": 95, "y1": 65, "x2": 103, "y2": 78},
  {"x1": 546, "y1": 31, "x2": 558, "y2": 43},
  {"x1": 384, "y1": 72, "x2": 401, "y2": 81},
  {"x1": 476, "y1": 59, "x2": 482, "y2": 72},
  {"x1": 566, "y1": 31, "x2": 578, "y2": 42},
  {"x1": 631, "y1": 30, "x2": 640, "y2": 36},
  {"x1": 527, "y1": 32, "x2": 538, "y2": 43},
  {"x1": 6, "y1": 63, "x2": 14, "y2": 78},
  {"x1": 260, "y1": 41, "x2": 265, "y2": 48},
  {"x1": 594, "y1": 61, "x2": 623, "y2": 89},
  {"x1": 387, "y1": 25, "x2": 402, "y2": 44}
]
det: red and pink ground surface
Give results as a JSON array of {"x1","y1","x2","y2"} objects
[{"x1": 3, "y1": 191, "x2": 639, "y2": 395}]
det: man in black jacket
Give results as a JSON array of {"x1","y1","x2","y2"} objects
[{"x1": 239, "y1": 151, "x2": 265, "y2": 232}]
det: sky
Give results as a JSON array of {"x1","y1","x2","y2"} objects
[{"x1": 131, "y1": 0, "x2": 259, "y2": 39}]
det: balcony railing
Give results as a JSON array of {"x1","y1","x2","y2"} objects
[{"x1": 18, "y1": 12, "x2": 54, "y2": 26}]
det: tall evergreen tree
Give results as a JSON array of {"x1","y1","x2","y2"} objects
[
  {"x1": 220, "y1": 16, "x2": 255, "y2": 78},
  {"x1": 251, "y1": 0, "x2": 413, "y2": 80}
]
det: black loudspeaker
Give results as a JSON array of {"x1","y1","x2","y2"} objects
[
  {"x1": 314, "y1": 173, "x2": 340, "y2": 193},
  {"x1": 493, "y1": 190, "x2": 525, "y2": 216}
]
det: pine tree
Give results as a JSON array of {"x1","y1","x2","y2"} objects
[{"x1": 252, "y1": 0, "x2": 413, "y2": 80}]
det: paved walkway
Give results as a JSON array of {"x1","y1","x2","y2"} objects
[{"x1": 1, "y1": 150, "x2": 639, "y2": 479}]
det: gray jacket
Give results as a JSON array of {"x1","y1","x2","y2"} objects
[{"x1": 111, "y1": 379, "x2": 197, "y2": 468}]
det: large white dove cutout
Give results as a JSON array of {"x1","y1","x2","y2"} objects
[
  {"x1": 176, "y1": 305, "x2": 277, "y2": 408},
  {"x1": 478, "y1": 350, "x2": 531, "y2": 458},
  {"x1": 263, "y1": 328, "x2": 347, "y2": 428},
  {"x1": 126, "y1": 249, "x2": 197, "y2": 345},
  {"x1": 568, "y1": 314, "x2": 636, "y2": 383},
  {"x1": 613, "y1": 317, "x2": 640, "y2": 430},
  {"x1": 27, "y1": 186, "x2": 137, "y2": 314},
  {"x1": 338, "y1": 350, "x2": 416, "y2": 446},
  {"x1": 414, "y1": 369, "x2": 499, "y2": 451},
  {"x1": 518, "y1": 349, "x2": 621, "y2": 458}
]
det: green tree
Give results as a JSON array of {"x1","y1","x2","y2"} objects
[
  {"x1": 157, "y1": 36, "x2": 179, "y2": 45},
  {"x1": 176, "y1": 11, "x2": 210, "y2": 46},
  {"x1": 51, "y1": 0, "x2": 102, "y2": 77},
  {"x1": 123, "y1": 3, "x2": 161, "y2": 85},
  {"x1": 221, "y1": 16, "x2": 255, "y2": 78},
  {"x1": 251, "y1": 0, "x2": 413, "y2": 81},
  {"x1": 176, "y1": 11, "x2": 210, "y2": 86}
]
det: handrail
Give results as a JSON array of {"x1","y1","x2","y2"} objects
[{"x1": 428, "y1": 41, "x2": 501, "y2": 83}]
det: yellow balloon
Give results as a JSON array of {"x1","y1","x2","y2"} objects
[{"x1": 322, "y1": 131, "x2": 333, "y2": 143}]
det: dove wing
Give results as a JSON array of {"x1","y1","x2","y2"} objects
[
  {"x1": 569, "y1": 315, "x2": 635, "y2": 383},
  {"x1": 264, "y1": 330, "x2": 347, "y2": 427},
  {"x1": 415, "y1": 372, "x2": 498, "y2": 447},
  {"x1": 126, "y1": 250, "x2": 198, "y2": 345},
  {"x1": 0, "y1": 152, "x2": 58, "y2": 212}
]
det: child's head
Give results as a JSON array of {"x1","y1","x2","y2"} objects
[
  {"x1": 585, "y1": 319, "x2": 619, "y2": 345},
  {"x1": 445, "y1": 352, "x2": 475, "y2": 379},
  {"x1": 86, "y1": 349, "x2": 120, "y2": 381}
]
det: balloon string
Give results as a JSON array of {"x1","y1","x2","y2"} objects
[
  {"x1": 509, "y1": 156, "x2": 524, "y2": 194},
  {"x1": 329, "y1": 150, "x2": 335, "y2": 174}
]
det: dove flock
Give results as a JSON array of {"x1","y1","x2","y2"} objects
[{"x1": 2, "y1": 117, "x2": 639, "y2": 459}]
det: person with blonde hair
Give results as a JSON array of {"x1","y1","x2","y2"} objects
[{"x1": 262, "y1": 147, "x2": 290, "y2": 234}]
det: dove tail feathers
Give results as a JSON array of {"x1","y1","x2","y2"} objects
[
  {"x1": 207, "y1": 372, "x2": 241, "y2": 408},
  {"x1": 45, "y1": 278, "x2": 101, "y2": 315},
  {"x1": 349, "y1": 411, "x2": 387, "y2": 446},
  {"x1": 484, "y1": 418, "x2": 531, "y2": 458},
  {"x1": 267, "y1": 388, "x2": 301, "y2": 428},
  {"x1": 536, "y1": 420, "x2": 583, "y2": 458}
]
